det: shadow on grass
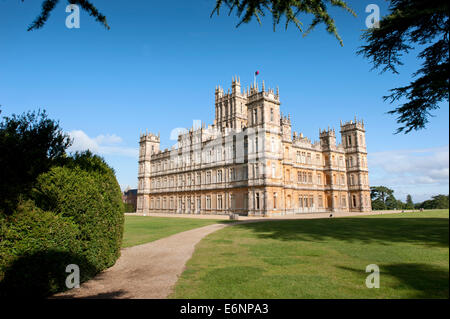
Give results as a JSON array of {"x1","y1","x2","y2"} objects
[
  {"x1": 0, "y1": 250, "x2": 99, "y2": 298},
  {"x1": 232, "y1": 217, "x2": 449, "y2": 247},
  {"x1": 339, "y1": 263, "x2": 449, "y2": 298}
]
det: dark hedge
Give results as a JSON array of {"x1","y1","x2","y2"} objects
[{"x1": 0, "y1": 153, "x2": 124, "y2": 297}]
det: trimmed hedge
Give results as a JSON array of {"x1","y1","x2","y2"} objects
[
  {"x1": 0, "y1": 202, "x2": 84, "y2": 296},
  {"x1": 33, "y1": 166, "x2": 124, "y2": 271},
  {"x1": 0, "y1": 153, "x2": 124, "y2": 297}
]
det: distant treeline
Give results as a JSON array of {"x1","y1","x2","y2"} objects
[{"x1": 371, "y1": 186, "x2": 449, "y2": 211}]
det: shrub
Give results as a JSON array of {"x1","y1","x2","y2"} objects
[
  {"x1": 0, "y1": 152, "x2": 124, "y2": 296},
  {"x1": 0, "y1": 202, "x2": 87, "y2": 297},
  {"x1": 33, "y1": 153, "x2": 124, "y2": 274}
]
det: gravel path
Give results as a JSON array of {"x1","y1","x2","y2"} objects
[
  {"x1": 53, "y1": 223, "x2": 228, "y2": 299},
  {"x1": 54, "y1": 210, "x2": 404, "y2": 299}
]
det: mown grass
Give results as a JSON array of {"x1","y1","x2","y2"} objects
[
  {"x1": 122, "y1": 216, "x2": 228, "y2": 248},
  {"x1": 170, "y1": 210, "x2": 449, "y2": 299}
]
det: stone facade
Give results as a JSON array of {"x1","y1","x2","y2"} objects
[{"x1": 137, "y1": 77, "x2": 371, "y2": 216}]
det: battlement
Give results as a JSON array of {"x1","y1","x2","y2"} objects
[
  {"x1": 215, "y1": 76, "x2": 279, "y2": 102},
  {"x1": 319, "y1": 127, "x2": 336, "y2": 137},
  {"x1": 340, "y1": 117, "x2": 365, "y2": 132},
  {"x1": 293, "y1": 131, "x2": 311, "y2": 144},
  {"x1": 280, "y1": 113, "x2": 291, "y2": 125},
  {"x1": 140, "y1": 132, "x2": 160, "y2": 143}
]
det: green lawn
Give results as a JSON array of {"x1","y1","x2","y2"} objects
[
  {"x1": 170, "y1": 210, "x2": 449, "y2": 299},
  {"x1": 122, "y1": 216, "x2": 228, "y2": 248}
]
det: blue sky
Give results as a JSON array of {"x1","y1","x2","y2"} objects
[{"x1": 0, "y1": 0, "x2": 448, "y2": 202}]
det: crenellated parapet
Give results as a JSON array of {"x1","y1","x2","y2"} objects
[{"x1": 340, "y1": 118, "x2": 365, "y2": 133}]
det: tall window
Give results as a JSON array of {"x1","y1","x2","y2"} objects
[
  {"x1": 341, "y1": 196, "x2": 346, "y2": 208},
  {"x1": 217, "y1": 170, "x2": 222, "y2": 182},
  {"x1": 270, "y1": 108, "x2": 274, "y2": 121},
  {"x1": 206, "y1": 196, "x2": 211, "y2": 209},
  {"x1": 271, "y1": 137, "x2": 275, "y2": 152},
  {"x1": 207, "y1": 171, "x2": 211, "y2": 184},
  {"x1": 255, "y1": 193, "x2": 260, "y2": 210},
  {"x1": 273, "y1": 193, "x2": 277, "y2": 209},
  {"x1": 272, "y1": 163, "x2": 276, "y2": 178},
  {"x1": 217, "y1": 195, "x2": 223, "y2": 209}
]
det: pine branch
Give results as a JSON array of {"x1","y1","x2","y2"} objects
[{"x1": 211, "y1": 0, "x2": 356, "y2": 46}]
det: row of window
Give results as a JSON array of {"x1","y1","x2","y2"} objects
[
  {"x1": 150, "y1": 168, "x2": 244, "y2": 189},
  {"x1": 144, "y1": 168, "x2": 369, "y2": 190},
  {"x1": 146, "y1": 147, "x2": 368, "y2": 175},
  {"x1": 145, "y1": 192, "x2": 371, "y2": 211},
  {"x1": 150, "y1": 194, "x2": 234, "y2": 210}
]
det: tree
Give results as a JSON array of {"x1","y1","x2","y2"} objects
[
  {"x1": 24, "y1": 1, "x2": 356, "y2": 45},
  {"x1": 358, "y1": 0, "x2": 449, "y2": 134},
  {"x1": 406, "y1": 194, "x2": 414, "y2": 209},
  {"x1": 416, "y1": 194, "x2": 449, "y2": 209},
  {"x1": 370, "y1": 186, "x2": 404, "y2": 210},
  {"x1": 371, "y1": 186, "x2": 394, "y2": 210},
  {"x1": 211, "y1": 0, "x2": 355, "y2": 46},
  {"x1": 23, "y1": 0, "x2": 109, "y2": 31},
  {"x1": 0, "y1": 109, "x2": 72, "y2": 214}
]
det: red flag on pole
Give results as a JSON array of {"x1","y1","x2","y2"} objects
[{"x1": 255, "y1": 70, "x2": 259, "y2": 76}]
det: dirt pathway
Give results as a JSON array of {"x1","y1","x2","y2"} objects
[{"x1": 53, "y1": 223, "x2": 228, "y2": 299}]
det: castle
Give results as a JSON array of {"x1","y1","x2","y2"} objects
[{"x1": 137, "y1": 77, "x2": 371, "y2": 216}]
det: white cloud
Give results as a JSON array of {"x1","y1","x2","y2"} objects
[
  {"x1": 368, "y1": 145, "x2": 449, "y2": 202},
  {"x1": 68, "y1": 130, "x2": 138, "y2": 158}
]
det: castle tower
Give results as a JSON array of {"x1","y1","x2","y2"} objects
[
  {"x1": 319, "y1": 127, "x2": 339, "y2": 211},
  {"x1": 215, "y1": 76, "x2": 248, "y2": 131},
  {"x1": 136, "y1": 132, "x2": 160, "y2": 214},
  {"x1": 246, "y1": 79, "x2": 281, "y2": 130},
  {"x1": 319, "y1": 127, "x2": 336, "y2": 150},
  {"x1": 280, "y1": 113, "x2": 291, "y2": 142},
  {"x1": 340, "y1": 118, "x2": 371, "y2": 212}
]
